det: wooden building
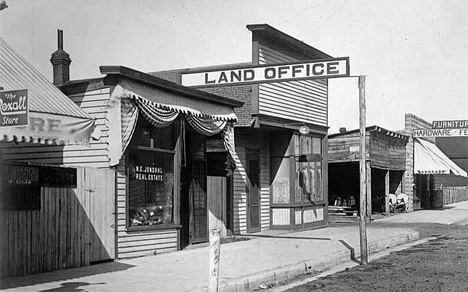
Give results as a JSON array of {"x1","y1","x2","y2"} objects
[
  {"x1": 153, "y1": 24, "x2": 336, "y2": 232},
  {"x1": 327, "y1": 126, "x2": 409, "y2": 215},
  {"x1": 0, "y1": 35, "x2": 103, "y2": 277}
]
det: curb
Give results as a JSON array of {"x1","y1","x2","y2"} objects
[{"x1": 191, "y1": 230, "x2": 419, "y2": 292}]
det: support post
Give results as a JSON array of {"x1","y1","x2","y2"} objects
[
  {"x1": 208, "y1": 229, "x2": 221, "y2": 292},
  {"x1": 358, "y1": 75, "x2": 368, "y2": 265},
  {"x1": 385, "y1": 170, "x2": 390, "y2": 214},
  {"x1": 366, "y1": 161, "x2": 372, "y2": 222}
]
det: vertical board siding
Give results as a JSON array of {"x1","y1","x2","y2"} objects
[
  {"x1": 272, "y1": 208, "x2": 290, "y2": 225},
  {"x1": 0, "y1": 167, "x2": 115, "y2": 278},
  {"x1": 258, "y1": 45, "x2": 328, "y2": 127},
  {"x1": 233, "y1": 131, "x2": 270, "y2": 234}
]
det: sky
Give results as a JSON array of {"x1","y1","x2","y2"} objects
[{"x1": 1, "y1": 0, "x2": 467, "y2": 134}]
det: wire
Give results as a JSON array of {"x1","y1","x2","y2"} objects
[{"x1": 317, "y1": 0, "x2": 349, "y2": 29}]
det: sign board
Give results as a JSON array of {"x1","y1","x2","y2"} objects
[
  {"x1": 181, "y1": 57, "x2": 350, "y2": 88},
  {"x1": 414, "y1": 128, "x2": 468, "y2": 137},
  {"x1": 0, "y1": 89, "x2": 29, "y2": 127},
  {"x1": 432, "y1": 120, "x2": 468, "y2": 129}
]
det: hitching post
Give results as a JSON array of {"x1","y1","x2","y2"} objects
[
  {"x1": 208, "y1": 229, "x2": 221, "y2": 292},
  {"x1": 359, "y1": 75, "x2": 369, "y2": 265}
]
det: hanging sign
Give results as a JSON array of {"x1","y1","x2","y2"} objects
[
  {"x1": 181, "y1": 57, "x2": 350, "y2": 88},
  {"x1": 0, "y1": 89, "x2": 29, "y2": 127}
]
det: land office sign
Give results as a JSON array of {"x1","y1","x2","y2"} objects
[
  {"x1": 414, "y1": 119, "x2": 468, "y2": 137},
  {"x1": 181, "y1": 57, "x2": 350, "y2": 88},
  {"x1": 0, "y1": 89, "x2": 29, "y2": 127}
]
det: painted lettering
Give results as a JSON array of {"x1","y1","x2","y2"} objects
[
  {"x1": 278, "y1": 66, "x2": 289, "y2": 78},
  {"x1": 312, "y1": 64, "x2": 324, "y2": 75},
  {"x1": 204, "y1": 73, "x2": 216, "y2": 84},
  {"x1": 327, "y1": 61, "x2": 339, "y2": 74},
  {"x1": 244, "y1": 69, "x2": 255, "y2": 81},
  {"x1": 264, "y1": 68, "x2": 276, "y2": 79},
  {"x1": 292, "y1": 65, "x2": 303, "y2": 77},
  {"x1": 231, "y1": 70, "x2": 242, "y2": 82},
  {"x1": 218, "y1": 72, "x2": 228, "y2": 83}
]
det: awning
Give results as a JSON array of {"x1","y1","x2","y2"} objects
[
  {"x1": 107, "y1": 82, "x2": 238, "y2": 166},
  {"x1": 0, "y1": 37, "x2": 97, "y2": 144},
  {"x1": 414, "y1": 138, "x2": 467, "y2": 177}
]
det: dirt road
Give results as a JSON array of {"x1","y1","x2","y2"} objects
[{"x1": 278, "y1": 221, "x2": 468, "y2": 292}]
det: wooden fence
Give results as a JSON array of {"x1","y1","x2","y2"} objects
[
  {"x1": 443, "y1": 187, "x2": 468, "y2": 205},
  {"x1": 0, "y1": 167, "x2": 115, "y2": 278}
]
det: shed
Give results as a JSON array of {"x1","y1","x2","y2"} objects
[{"x1": 327, "y1": 126, "x2": 409, "y2": 216}]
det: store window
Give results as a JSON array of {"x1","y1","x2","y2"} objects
[
  {"x1": 271, "y1": 133, "x2": 323, "y2": 205},
  {"x1": 294, "y1": 136, "x2": 323, "y2": 203},
  {"x1": 127, "y1": 118, "x2": 177, "y2": 228}
]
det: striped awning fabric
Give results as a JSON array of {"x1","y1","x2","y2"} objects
[{"x1": 414, "y1": 138, "x2": 467, "y2": 177}]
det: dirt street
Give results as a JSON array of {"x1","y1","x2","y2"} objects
[{"x1": 280, "y1": 221, "x2": 468, "y2": 292}]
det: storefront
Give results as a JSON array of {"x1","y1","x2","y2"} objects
[
  {"x1": 153, "y1": 24, "x2": 338, "y2": 232},
  {"x1": 59, "y1": 66, "x2": 243, "y2": 258},
  {"x1": 0, "y1": 36, "x2": 100, "y2": 277}
]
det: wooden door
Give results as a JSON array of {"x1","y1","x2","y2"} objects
[
  {"x1": 208, "y1": 176, "x2": 227, "y2": 237},
  {"x1": 84, "y1": 168, "x2": 116, "y2": 262},
  {"x1": 247, "y1": 151, "x2": 261, "y2": 233},
  {"x1": 190, "y1": 160, "x2": 208, "y2": 243}
]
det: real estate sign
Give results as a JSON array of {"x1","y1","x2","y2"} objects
[{"x1": 181, "y1": 57, "x2": 350, "y2": 88}]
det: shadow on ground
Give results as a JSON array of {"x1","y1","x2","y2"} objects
[{"x1": 0, "y1": 261, "x2": 135, "y2": 290}]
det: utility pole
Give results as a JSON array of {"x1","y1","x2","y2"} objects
[{"x1": 358, "y1": 75, "x2": 368, "y2": 265}]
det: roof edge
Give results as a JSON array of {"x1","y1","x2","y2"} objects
[
  {"x1": 247, "y1": 23, "x2": 332, "y2": 59},
  {"x1": 100, "y1": 66, "x2": 244, "y2": 108}
]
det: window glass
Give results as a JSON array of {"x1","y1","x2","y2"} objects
[
  {"x1": 272, "y1": 157, "x2": 290, "y2": 204},
  {"x1": 130, "y1": 118, "x2": 175, "y2": 150},
  {"x1": 128, "y1": 150, "x2": 174, "y2": 227}
]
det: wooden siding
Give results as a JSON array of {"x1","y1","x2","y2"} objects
[
  {"x1": 257, "y1": 45, "x2": 328, "y2": 127},
  {"x1": 114, "y1": 156, "x2": 178, "y2": 259},
  {"x1": 208, "y1": 176, "x2": 228, "y2": 237},
  {"x1": 0, "y1": 88, "x2": 111, "y2": 168},
  {"x1": 272, "y1": 208, "x2": 290, "y2": 225},
  {"x1": 0, "y1": 167, "x2": 115, "y2": 278},
  {"x1": 369, "y1": 132, "x2": 407, "y2": 170},
  {"x1": 233, "y1": 130, "x2": 270, "y2": 234}
]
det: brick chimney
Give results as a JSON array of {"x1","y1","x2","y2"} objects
[{"x1": 50, "y1": 29, "x2": 71, "y2": 86}]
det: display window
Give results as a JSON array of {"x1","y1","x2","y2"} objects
[
  {"x1": 127, "y1": 118, "x2": 177, "y2": 228},
  {"x1": 271, "y1": 133, "x2": 323, "y2": 205}
]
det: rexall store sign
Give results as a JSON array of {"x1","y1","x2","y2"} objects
[{"x1": 0, "y1": 89, "x2": 29, "y2": 127}]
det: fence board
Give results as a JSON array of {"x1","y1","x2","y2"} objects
[{"x1": 0, "y1": 167, "x2": 115, "y2": 278}]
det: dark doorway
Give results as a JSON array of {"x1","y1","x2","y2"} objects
[{"x1": 246, "y1": 149, "x2": 260, "y2": 233}]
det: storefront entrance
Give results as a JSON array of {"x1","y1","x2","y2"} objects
[{"x1": 247, "y1": 149, "x2": 261, "y2": 232}]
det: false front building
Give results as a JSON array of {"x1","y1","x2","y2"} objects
[{"x1": 153, "y1": 24, "x2": 345, "y2": 233}]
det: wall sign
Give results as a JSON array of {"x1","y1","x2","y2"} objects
[
  {"x1": 0, "y1": 89, "x2": 29, "y2": 127},
  {"x1": 414, "y1": 119, "x2": 468, "y2": 137},
  {"x1": 181, "y1": 57, "x2": 350, "y2": 88}
]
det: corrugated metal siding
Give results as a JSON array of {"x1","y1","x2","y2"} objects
[
  {"x1": 258, "y1": 45, "x2": 328, "y2": 127},
  {"x1": 0, "y1": 37, "x2": 93, "y2": 119},
  {"x1": 0, "y1": 88, "x2": 111, "y2": 168}
]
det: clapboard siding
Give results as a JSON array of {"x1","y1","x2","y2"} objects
[
  {"x1": 0, "y1": 88, "x2": 111, "y2": 168},
  {"x1": 113, "y1": 154, "x2": 179, "y2": 258},
  {"x1": 233, "y1": 130, "x2": 270, "y2": 233},
  {"x1": 257, "y1": 45, "x2": 328, "y2": 127}
]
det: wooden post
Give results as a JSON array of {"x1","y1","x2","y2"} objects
[
  {"x1": 366, "y1": 161, "x2": 372, "y2": 222},
  {"x1": 208, "y1": 229, "x2": 221, "y2": 292},
  {"x1": 385, "y1": 170, "x2": 390, "y2": 214},
  {"x1": 358, "y1": 75, "x2": 368, "y2": 265}
]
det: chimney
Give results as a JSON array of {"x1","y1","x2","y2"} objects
[
  {"x1": 339, "y1": 127, "x2": 347, "y2": 133},
  {"x1": 50, "y1": 29, "x2": 71, "y2": 86}
]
